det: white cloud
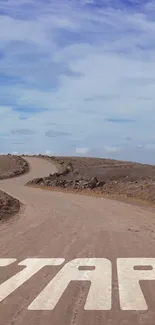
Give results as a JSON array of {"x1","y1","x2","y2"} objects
[
  {"x1": 45, "y1": 150, "x2": 53, "y2": 155},
  {"x1": 103, "y1": 146, "x2": 121, "y2": 153},
  {"x1": 145, "y1": 144, "x2": 155, "y2": 149},
  {"x1": 0, "y1": 0, "x2": 155, "y2": 162},
  {"x1": 76, "y1": 147, "x2": 90, "y2": 154}
]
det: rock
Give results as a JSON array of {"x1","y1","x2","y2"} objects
[
  {"x1": 73, "y1": 181, "x2": 79, "y2": 189},
  {"x1": 66, "y1": 181, "x2": 73, "y2": 188},
  {"x1": 28, "y1": 169, "x2": 104, "y2": 192},
  {"x1": 96, "y1": 180, "x2": 105, "y2": 187},
  {"x1": 55, "y1": 172, "x2": 61, "y2": 177},
  {"x1": 28, "y1": 177, "x2": 43, "y2": 185},
  {"x1": 36, "y1": 177, "x2": 43, "y2": 184},
  {"x1": 49, "y1": 173, "x2": 58, "y2": 180},
  {"x1": 88, "y1": 177, "x2": 98, "y2": 189},
  {"x1": 58, "y1": 166, "x2": 69, "y2": 176},
  {"x1": 44, "y1": 180, "x2": 51, "y2": 186},
  {"x1": 73, "y1": 169, "x2": 79, "y2": 176},
  {"x1": 66, "y1": 162, "x2": 74, "y2": 172}
]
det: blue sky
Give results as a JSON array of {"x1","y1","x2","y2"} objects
[{"x1": 0, "y1": 0, "x2": 155, "y2": 163}]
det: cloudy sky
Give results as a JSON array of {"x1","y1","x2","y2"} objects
[{"x1": 0, "y1": 0, "x2": 155, "y2": 163}]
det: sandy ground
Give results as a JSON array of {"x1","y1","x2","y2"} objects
[
  {"x1": 0, "y1": 190, "x2": 20, "y2": 221},
  {"x1": 0, "y1": 155, "x2": 29, "y2": 221},
  {"x1": 0, "y1": 157, "x2": 155, "y2": 324},
  {"x1": 0, "y1": 155, "x2": 28, "y2": 180},
  {"x1": 29, "y1": 155, "x2": 155, "y2": 205}
]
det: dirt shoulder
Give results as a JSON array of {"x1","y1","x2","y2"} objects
[
  {"x1": 0, "y1": 190, "x2": 20, "y2": 221},
  {"x1": 0, "y1": 154, "x2": 29, "y2": 179},
  {"x1": 27, "y1": 155, "x2": 155, "y2": 206},
  {"x1": 0, "y1": 155, "x2": 29, "y2": 221}
]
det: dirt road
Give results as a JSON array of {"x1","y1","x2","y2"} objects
[{"x1": 1, "y1": 157, "x2": 155, "y2": 325}]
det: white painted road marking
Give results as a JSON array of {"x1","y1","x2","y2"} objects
[
  {"x1": 0, "y1": 258, "x2": 64, "y2": 303},
  {"x1": 117, "y1": 258, "x2": 155, "y2": 310},
  {"x1": 28, "y1": 258, "x2": 112, "y2": 310},
  {"x1": 1, "y1": 258, "x2": 155, "y2": 310},
  {"x1": 0, "y1": 259, "x2": 17, "y2": 267}
]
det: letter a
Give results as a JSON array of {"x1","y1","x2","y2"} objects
[{"x1": 28, "y1": 258, "x2": 111, "y2": 310}]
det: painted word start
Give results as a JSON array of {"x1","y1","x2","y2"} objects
[{"x1": 0, "y1": 258, "x2": 155, "y2": 310}]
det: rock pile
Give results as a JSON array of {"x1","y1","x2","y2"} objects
[{"x1": 27, "y1": 162, "x2": 105, "y2": 190}]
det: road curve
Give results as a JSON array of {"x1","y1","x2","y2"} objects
[{"x1": 0, "y1": 157, "x2": 155, "y2": 325}]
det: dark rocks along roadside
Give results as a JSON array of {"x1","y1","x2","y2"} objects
[
  {"x1": 27, "y1": 155, "x2": 155, "y2": 205},
  {"x1": 27, "y1": 162, "x2": 105, "y2": 190}
]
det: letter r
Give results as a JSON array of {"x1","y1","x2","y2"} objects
[{"x1": 117, "y1": 258, "x2": 155, "y2": 310}]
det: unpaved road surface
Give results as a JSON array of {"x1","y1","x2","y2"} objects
[{"x1": 1, "y1": 157, "x2": 155, "y2": 325}]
